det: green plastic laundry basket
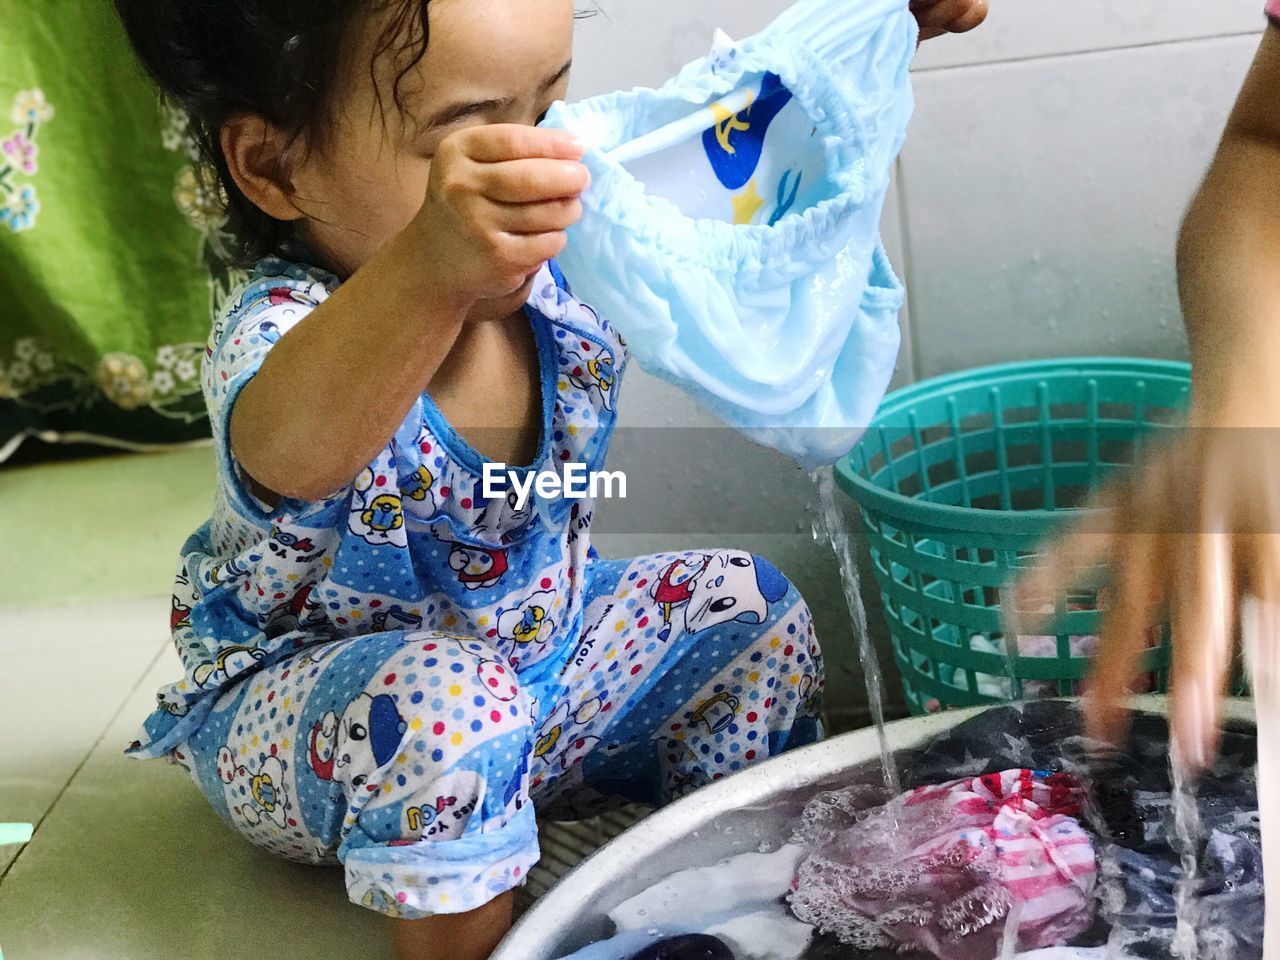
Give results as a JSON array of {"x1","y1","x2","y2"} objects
[{"x1": 835, "y1": 358, "x2": 1191, "y2": 715}]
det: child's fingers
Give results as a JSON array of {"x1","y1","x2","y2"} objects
[
  {"x1": 478, "y1": 158, "x2": 591, "y2": 204},
  {"x1": 912, "y1": 0, "x2": 988, "y2": 32},
  {"x1": 1085, "y1": 526, "x2": 1166, "y2": 747},
  {"x1": 460, "y1": 123, "x2": 585, "y2": 163},
  {"x1": 492, "y1": 197, "x2": 583, "y2": 236},
  {"x1": 495, "y1": 231, "x2": 569, "y2": 276},
  {"x1": 1169, "y1": 532, "x2": 1236, "y2": 774}
]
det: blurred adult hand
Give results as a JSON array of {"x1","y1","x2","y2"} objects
[
  {"x1": 1013, "y1": 26, "x2": 1280, "y2": 775},
  {"x1": 1012, "y1": 412, "x2": 1280, "y2": 773}
]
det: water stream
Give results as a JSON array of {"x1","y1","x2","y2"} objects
[
  {"x1": 811, "y1": 466, "x2": 900, "y2": 799},
  {"x1": 1169, "y1": 748, "x2": 1204, "y2": 959},
  {"x1": 793, "y1": 468, "x2": 1252, "y2": 959}
]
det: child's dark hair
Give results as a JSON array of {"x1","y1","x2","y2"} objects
[{"x1": 114, "y1": 0, "x2": 432, "y2": 266}]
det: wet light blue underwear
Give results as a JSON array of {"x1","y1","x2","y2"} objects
[{"x1": 541, "y1": 0, "x2": 917, "y2": 466}]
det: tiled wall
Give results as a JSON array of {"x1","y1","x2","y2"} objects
[
  {"x1": 569, "y1": 3, "x2": 1267, "y2": 723},
  {"x1": 902, "y1": 4, "x2": 1263, "y2": 379}
]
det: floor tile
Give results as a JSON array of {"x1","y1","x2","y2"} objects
[
  {"x1": 0, "y1": 597, "x2": 168, "y2": 873},
  {"x1": 0, "y1": 446, "x2": 215, "y2": 610},
  {"x1": 0, "y1": 651, "x2": 393, "y2": 960}
]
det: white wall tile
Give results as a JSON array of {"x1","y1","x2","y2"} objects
[
  {"x1": 914, "y1": 0, "x2": 1264, "y2": 71},
  {"x1": 899, "y1": 36, "x2": 1257, "y2": 378},
  {"x1": 569, "y1": 1, "x2": 791, "y2": 98}
]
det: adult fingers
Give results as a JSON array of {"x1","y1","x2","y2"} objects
[
  {"x1": 1085, "y1": 526, "x2": 1166, "y2": 747},
  {"x1": 1008, "y1": 488, "x2": 1120, "y2": 637},
  {"x1": 1168, "y1": 531, "x2": 1237, "y2": 774}
]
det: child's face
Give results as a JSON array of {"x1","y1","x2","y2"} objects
[{"x1": 291, "y1": 0, "x2": 575, "y2": 283}]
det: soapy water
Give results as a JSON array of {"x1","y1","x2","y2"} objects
[
  {"x1": 804, "y1": 467, "x2": 1223, "y2": 957},
  {"x1": 551, "y1": 702, "x2": 1264, "y2": 960},
  {"x1": 1169, "y1": 752, "x2": 1204, "y2": 960},
  {"x1": 553, "y1": 477, "x2": 1266, "y2": 960},
  {"x1": 806, "y1": 462, "x2": 1259, "y2": 960}
]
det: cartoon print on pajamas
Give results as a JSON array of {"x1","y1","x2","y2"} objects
[
  {"x1": 297, "y1": 639, "x2": 345, "y2": 669},
  {"x1": 348, "y1": 468, "x2": 409, "y2": 548},
  {"x1": 401, "y1": 465, "x2": 436, "y2": 512},
  {"x1": 156, "y1": 687, "x2": 190, "y2": 717},
  {"x1": 533, "y1": 697, "x2": 604, "y2": 773},
  {"x1": 370, "y1": 604, "x2": 423, "y2": 632},
  {"x1": 171, "y1": 595, "x2": 192, "y2": 633},
  {"x1": 202, "y1": 556, "x2": 250, "y2": 589},
  {"x1": 690, "y1": 691, "x2": 740, "y2": 735},
  {"x1": 265, "y1": 525, "x2": 326, "y2": 563},
  {"x1": 473, "y1": 486, "x2": 535, "y2": 543},
  {"x1": 247, "y1": 294, "x2": 321, "y2": 347},
  {"x1": 149, "y1": 551, "x2": 819, "y2": 921},
  {"x1": 216, "y1": 748, "x2": 293, "y2": 831},
  {"x1": 401, "y1": 769, "x2": 485, "y2": 842},
  {"x1": 192, "y1": 645, "x2": 265, "y2": 687},
  {"x1": 266, "y1": 281, "x2": 328, "y2": 312},
  {"x1": 171, "y1": 563, "x2": 198, "y2": 634},
  {"x1": 449, "y1": 543, "x2": 510, "y2": 590},
  {"x1": 651, "y1": 555, "x2": 708, "y2": 641},
  {"x1": 496, "y1": 590, "x2": 557, "y2": 646},
  {"x1": 562, "y1": 335, "x2": 617, "y2": 411},
  {"x1": 651, "y1": 550, "x2": 788, "y2": 641},
  {"x1": 797, "y1": 674, "x2": 822, "y2": 717},
  {"x1": 685, "y1": 550, "x2": 789, "y2": 632},
  {"x1": 477, "y1": 658, "x2": 520, "y2": 701},
  {"x1": 131, "y1": 262, "x2": 823, "y2": 922},
  {"x1": 265, "y1": 582, "x2": 329, "y2": 637},
  {"x1": 308, "y1": 692, "x2": 407, "y2": 790}
]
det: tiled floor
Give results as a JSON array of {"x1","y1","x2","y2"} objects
[
  {"x1": 0, "y1": 447, "x2": 633, "y2": 959},
  {"x1": 0, "y1": 447, "x2": 398, "y2": 958}
]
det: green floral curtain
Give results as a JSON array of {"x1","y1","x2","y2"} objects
[{"x1": 0, "y1": 0, "x2": 245, "y2": 460}]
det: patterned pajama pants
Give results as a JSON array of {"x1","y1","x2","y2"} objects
[{"x1": 169, "y1": 550, "x2": 824, "y2": 918}]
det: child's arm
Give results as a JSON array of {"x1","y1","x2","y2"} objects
[
  {"x1": 1017, "y1": 25, "x2": 1280, "y2": 769},
  {"x1": 229, "y1": 124, "x2": 588, "y2": 503}
]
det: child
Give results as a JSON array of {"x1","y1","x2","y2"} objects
[
  {"x1": 113, "y1": 1, "x2": 986, "y2": 958},
  {"x1": 1023, "y1": 6, "x2": 1280, "y2": 774}
]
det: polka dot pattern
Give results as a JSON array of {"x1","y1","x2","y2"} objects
[
  {"x1": 128, "y1": 260, "x2": 823, "y2": 922},
  {"x1": 160, "y1": 548, "x2": 822, "y2": 919}
]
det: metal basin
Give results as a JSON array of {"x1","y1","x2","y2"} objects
[
  {"x1": 494, "y1": 695, "x2": 1254, "y2": 960},
  {"x1": 495, "y1": 706, "x2": 978, "y2": 960}
]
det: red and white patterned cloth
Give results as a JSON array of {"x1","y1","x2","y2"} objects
[
  {"x1": 902, "y1": 770, "x2": 1098, "y2": 951},
  {"x1": 791, "y1": 769, "x2": 1098, "y2": 959}
]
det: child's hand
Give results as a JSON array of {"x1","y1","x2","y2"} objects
[
  {"x1": 416, "y1": 124, "x2": 589, "y2": 306},
  {"x1": 912, "y1": 0, "x2": 989, "y2": 41}
]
